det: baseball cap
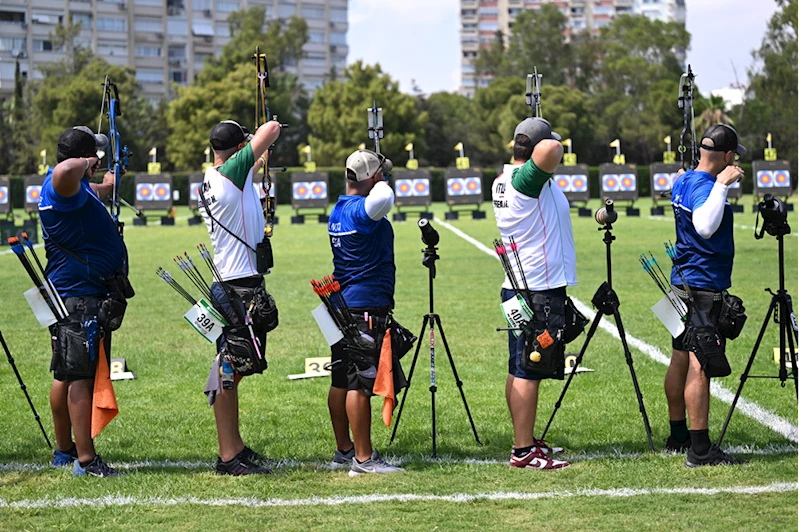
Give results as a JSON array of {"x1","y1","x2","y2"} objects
[
  {"x1": 57, "y1": 126, "x2": 109, "y2": 162},
  {"x1": 346, "y1": 149, "x2": 393, "y2": 181},
  {"x1": 514, "y1": 117, "x2": 561, "y2": 146},
  {"x1": 700, "y1": 124, "x2": 746, "y2": 155},
  {"x1": 210, "y1": 120, "x2": 253, "y2": 151}
]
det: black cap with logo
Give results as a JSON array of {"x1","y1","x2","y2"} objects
[
  {"x1": 209, "y1": 120, "x2": 253, "y2": 151},
  {"x1": 57, "y1": 126, "x2": 109, "y2": 163},
  {"x1": 700, "y1": 124, "x2": 747, "y2": 156}
]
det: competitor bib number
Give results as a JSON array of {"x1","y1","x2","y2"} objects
[
  {"x1": 500, "y1": 295, "x2": 534, "y2": 338},
  {"x1": 184, "y1": 298, "x2": 228, "y2": 343}
]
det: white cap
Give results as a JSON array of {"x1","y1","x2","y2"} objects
[{"x1": 346, "y1": 149, "x2": 393, "y2": 181}]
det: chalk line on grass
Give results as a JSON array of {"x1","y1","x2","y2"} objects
[
  {"x1": 433, "y1": 217, "x2": 799, "y2": 443},
  {"x1": 1, "y1": 482, "x2": 795, "y2": 509}
]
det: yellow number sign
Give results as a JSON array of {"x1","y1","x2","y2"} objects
[
  {"x1": 563, "y1": 153, "x2": 577, "y2": 166},
  {"x1": 764, "y1": 148, "x2": 777, "y2": 162},
  {"x1": 147, "y1": 162, "x2": 162, "y2": 175},
  {"x1": 663, "y1": 151, "x2": 676, "y2": 164},
  {"x1": 455, "y1": 157, "x2": 470, "y2": 170},
  {"x1": 37, "y1": 164, "x2": 48, "y2": 176},
  {"x1": 304, "y1": 161, "x2": 317, "y2": 172},
  {"x1": 612, "y1": 154, "x2": 626, "y2": 165},
  {"x1": 406, "y1": 159, "x2": 419, "y2": 170}
]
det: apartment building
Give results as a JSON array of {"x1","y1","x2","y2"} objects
[
  {"x1": 460, "y1": 0, "x2": 686, "y2": 96},
  {"x1": 0, "y1": 0, "x2": 349, "y2": 105}
]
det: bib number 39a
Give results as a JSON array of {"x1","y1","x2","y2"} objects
[{"x1": 184, "y1": 298, "x2": 228, "y2": 343}]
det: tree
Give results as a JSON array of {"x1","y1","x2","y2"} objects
[
  {"x1": 307, "y1": 61, "x2": 426, "y2": 166},
  {"x1": 8, "y1": 59, "x2": 38, "y2": 175},
  {"x1": 695, "y1": 94, "x2": 734, "y2": 134},
  {"x1": 417, "y1": 91, "x2": 483, "y2": 167}
]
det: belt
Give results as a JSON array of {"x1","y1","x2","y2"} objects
[{"x1": 671, "y1": 285, "x2": 722, "y2": 302}]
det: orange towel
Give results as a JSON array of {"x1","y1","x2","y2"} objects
[
  {"x1": 91, "y1": 341, "x2": 118, "y2": 439},
  {"x1": 373, "y1": 328, "x2": 395, "y2": 427}
]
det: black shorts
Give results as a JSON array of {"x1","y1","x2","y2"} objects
[
  {"x1": 50, "y1": 296, "x2": 112, "y2": 382},
  {"x1": 330, "y1": 306, "x2": 390, "y2": 392},
  {"x1": 211, "y1": 276, "x2": 268, "y2": 377},
  {"x1": 672, "y1": 289, "x2": 726, "y2": 354}
]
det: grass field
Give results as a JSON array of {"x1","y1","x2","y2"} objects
[{"x1": 0, "y1": 196, "x2": 796, "y2": 530}]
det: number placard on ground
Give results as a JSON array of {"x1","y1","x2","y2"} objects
[
  {"x1": 305, "y1": 357, "x2": 332, "y2": 375},
  {"x1": 183, "y1": 298, "x2": 227, "y2": 343}
]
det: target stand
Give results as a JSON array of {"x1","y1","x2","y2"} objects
[
  {"x1": 752, "y1": 161, "x2": 793, "y2": 213},
  {"x1": 291, "y1": 172, "x2": 329, "y2": 224},
  {"x1": 393, "y1": 169, "x2": 432, "y2": 221},
  {"x1": 0, "y1": 176, "x2": 13, "y2": 245},
  {"x1": 552, "y1": 164, "x2": 591, "y2": 216},
  {"x1": 444, "y1": 168, "x2": 485, "y2": 220},
  {"x1": 599, "y1": 163, "x2": 640, "y2": 217},
  {"x1": 187, "y1": 173, "x2": 204, "y2": 225},
  {"x1": 134, "y1": 174, "x2": 174, "y2": 226}
]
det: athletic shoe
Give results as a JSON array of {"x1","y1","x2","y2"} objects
[
  {"x1": 215, "y1": 450, "x2": 272, "y2": 476},
  {"x1": 241, "y1": 446, "x2": 274, "y2": 469},
  {"x1": 664, "y1": 436, "x2": 691, "y2": 453},
  {"x1": 52, "y1": 445, "x2": 78, "y2": 467},
  {"x1": 534, "y1": 438, "x2": 564, "y2": 455},
  {"x1": 509, "y1": 449, "x2": 569, "y2": 470},
  {"x1": 331, "y1": 447, "x2": 355, "y2": 469},
  {"x1": 73, "y1": 455, "x2": 119, "y2": 477},
  {"x1": 348, "y1": 450, "x2": 404, "y2": 476},
  {"x1": 685, "y1": 445, "x2": 748, "y2": 468}
]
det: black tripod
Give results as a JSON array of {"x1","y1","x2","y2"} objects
[
  {"x1": 389, "y1": 220, "x2": 481, "y2": 457},
  {"x1": 1, "y1": 330, "x2": 52, "y2": 448},
  {"x1": 540, "y1": 201, "x2": 655, "y2": 452},
  {"x1": 717, "y1": 215, "x2": 798, "y2": 447}
]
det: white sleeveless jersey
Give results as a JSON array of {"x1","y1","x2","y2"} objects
[
  {"x1": 200, "y1": 164, "x2": 264, "y2": 281},
  {"x1": 492, "y1": 163, "x2": 577, "y2": 291}
]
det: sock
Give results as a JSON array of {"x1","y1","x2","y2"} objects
[
  {"x1": 670, "y1": 419, "x2": 689, "y2": 442},
  {"x1": 338, "y1": 446, "x2": 354, "y2": 455},
  {"x1": 513, "y1": 445, "x2": 535, "y2": 458},
  {"x1": 690, "y1": 429, "x2": 711, "y2": 455},
  {"x1": 78, "y1": 457, "x2": 93, "y2": 468}
]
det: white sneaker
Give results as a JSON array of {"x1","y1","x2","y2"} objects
[
  {"x1": 348, "y1": 450, "x2": 403, "y2": 476},
  {"x1": 331, "y1": 447, "x2": 355, "y2": 469}
]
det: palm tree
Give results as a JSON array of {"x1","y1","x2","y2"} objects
[{"x1": 696, "y1": 94, "x2": 734, "y2": 132}]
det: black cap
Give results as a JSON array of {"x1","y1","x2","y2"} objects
[
  {"x1": 57, "y1": 126, "x2": 109, "y2": 162},
  {"x1": 209, "y1": 120, "x2": 253, "y2": 151},
  {"x1": 700, "y1": 124, "x2": 747, "y2": 156}
]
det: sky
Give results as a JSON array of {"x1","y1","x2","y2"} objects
[{"x1": 347, "y1": 0, "x2": 777, "y2": 100}]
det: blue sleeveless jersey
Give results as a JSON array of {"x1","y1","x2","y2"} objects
[
  {"x1": 669, "y1": 169, "x2": 734, "y2": 291},
  {"x1": 39, "y1": 167, "x2": 127, "y2": 297},
  {"x1": 328, "y1": 195, "x2": 395, "y2": 308}
]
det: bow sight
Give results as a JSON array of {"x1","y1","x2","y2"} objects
[
  {"x1": 678, "y1": 65, "x2": 699, "y2": 171},
  {"x1": 526, "y1": 67, "x2": 543, "y2": 118}
]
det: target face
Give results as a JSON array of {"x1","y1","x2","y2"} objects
[
  {"x1": 154, "y1": 183, "x2": 171, "y2": 201},
  {"x1": 555, "y1": 175, "x2": 572, "y2": 192},
  {"x1": 571, "y1": 175, "x2": 587, "y2": 192},
  {"x1": 190, "y1": 183, "x2": 201, "y2": 202},
  {"x1": 619, "y1": 174, "x2": 636, "y2": 191},
  {"x1": 413, "y1": 179, "x2": 430, "y2": 196},
  {"x1": 293, "y1": 182, "x2": 311, "y2": 200},
  {"x1": 774, "y1": 170, "x2": 790, "y2": 186},
  {"x1": 653, "y1": 173, "x2": 671, "y2": 191},
  {"x1": 602, "y1": 174, "x2": 620, "y2": 192},
  {"x1": 136, "y1": 183, "x2": 154, "y2": 201},
  {"x1": 396, "y1": 179, "x2": 413, "y2": 197},
  {"x1": 464, "y1": 177, "x2": 482, "y2": 195},
  {"x1": 757, "y1": 170, "x2": 774, "y2": 188},
  {"x1": 26, "y1": 185, "x2": 42, "y2": 203},
  {"x1": 310, "y1": 181, "x2": 327, "y2": 199},
  {"x1": 0, "y1": 186, "x2": 7, "y2": 204},
  {"x1": 447, "y1": 178, "x2": 465, "y2": 196}
]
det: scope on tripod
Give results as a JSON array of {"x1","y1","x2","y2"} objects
[
  {"x1": 755, "y1": 194, "x2": 790, "y2": 239},
  {"x1": 418, "y1": 218, "x2": 440, "y2": 247},
  {"x1": 595, "y1": 199, "x2": 618, "y2": 225}
]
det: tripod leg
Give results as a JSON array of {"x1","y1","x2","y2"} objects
[
  {"x1": 0, "y1": 331, "x2": 52, "y2": 449},
  {"x1": 540, "y1": 310, "x2": 602, "y2": 440},
  {"x1": 389, "y1": 315, "x2": 429, "y2": 445},
  {"x1": 783, "y1": 297, "x2": 798, "y2": 399},
  {"x1": 613, "y1": 309, "x2": 655, "y2": 453},
  {"x1": 717, "y1": 296, "x2": 778, "y2": 447},
  {"x1": 434, "y1": 314, "x2": 482, "y2": 445},
  {"x1": 429, "y1": 315, "x2": 437, "y2": 458}
]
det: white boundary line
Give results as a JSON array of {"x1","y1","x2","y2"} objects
[
  {"x1": 1, "y1": 482, "x2": 795, "y2": 509},
  {"x1": 433, "y1": 217, "x2": 799, "y2": 443}
]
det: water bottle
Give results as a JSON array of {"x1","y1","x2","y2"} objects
[{"x1": 221, "y1": 359, "x2": 234, "y2": 390}]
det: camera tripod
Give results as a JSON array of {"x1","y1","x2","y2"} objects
[
  {"x1": 540, "y1": 206, "x2": 655, "y2": 452},
  {"x1": 717, "y1": 219, "x2": 798, "y2": 447},
  {"x1": 389, "y1": 235, "x2": 482, "y2": 457}
]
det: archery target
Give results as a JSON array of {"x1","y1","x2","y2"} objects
[
  {"x1": 293, "y1": 182, "x2": 311, "y2": 200},
  {"x1": 396, "y1": 179, "x2": 413, "y2": 197},
  {"x1": 310, "y1": 181, "x2": 327, "y2": 199},
  {"x1": 571, "y1": 175, "x2": 587, "y2": 193},
  {"x1": 154, "y1": 183, "x2": 171, "y2": 201},
  {"x1": 554, "y1": 175, "x2": 572, "y2": 193},
  {"x1": 136, "y1": 183, "x2": 154, "y2": 201},
  {"x1": 447, "y1": 178, "x2": 465, "y2": 196},
  {"x1": 414, "y1": 179, "x2": 430, "y2": 196},
  {"x1": 602, "y1": 174, "x2": 620, "y2": 192},
  {"x1": 26, "y1": 185, "x2": 42, "y2": 203},
  {"x1": 653, "y1": 173, "x2": 674, "y2": 192},
  {"x1": 0, "y1": 186, "x2": 8, "y2": 204},
  {"x1": 757, "y1": 170, "x2": 774, "y2": 188},
  {"x1": 190, "y1": 182, "x2": 201, "y2": 202},
  {"x1": 774, "y1": 170, "x2": 790, "y2": 187},
  {"x1": 619, "y1": 174, "x2": 636, "y2": 191},
  {"x1": 464, "y1": 177, "x2": 482, "y2": 195}
]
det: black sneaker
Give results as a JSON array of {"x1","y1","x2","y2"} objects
[
  {"x1": 685, "y1": 445, "x2": 748, "y2": 468},
  {"x1": 215, "y1": 450, "x2": 272, "y2": 476},
  {"x1": 241, "y1": 446, "x2": 274, "y2": 470},
  {"x1": 664, "y1": 436, "x2": 691, "y2": 453},
  {"x1": 73, "y1": 454, "x2": 120, "y2": 478}
]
